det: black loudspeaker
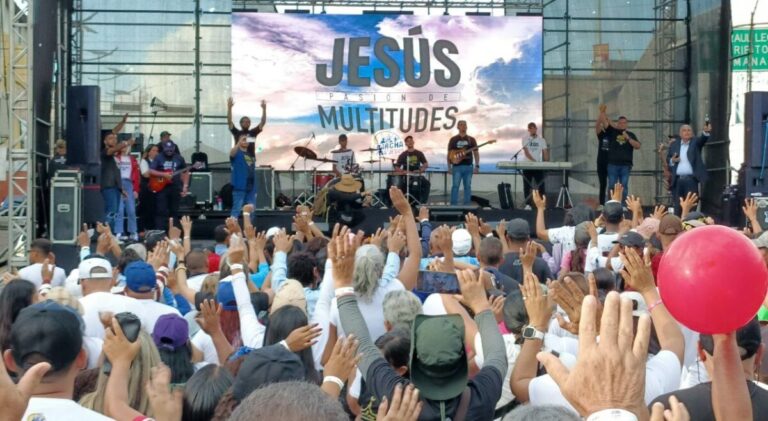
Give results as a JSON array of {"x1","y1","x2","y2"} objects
[
  {"x1": 744, "y1": 91, "x2": 768, "y2": 168},
  {"x1": 50, "y1": 172, "x2": 82, "y2": 244},
  {"x1": 255, "y1": 167, "x2": 275, "y2": 210},
  {"x1": 189, "y1": 172, "x2": 212, "y2": 204},
  {"x1": 82, "y1": 184, "x2": 104, "y2": 225},
  {"x1": 66, "y1": 86, "x2": 101, "y2": 174}
]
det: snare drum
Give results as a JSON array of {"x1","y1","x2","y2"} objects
[
  {"x1": 386, "y1": 174, "x2": 405, "y2": 191},
  {"x1": 314, "y1": 173, "x2": 335, "y2": 190}
]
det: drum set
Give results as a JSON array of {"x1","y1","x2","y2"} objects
[{"x1": 288, "y1": 145, "x2": 430, "y2": 208}]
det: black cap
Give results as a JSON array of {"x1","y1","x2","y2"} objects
[
  {"x1": 10, "y1": 300, "x2": 83, "y2": 373},
  {"x1": 160, "y1": 130, "x2": 171, "y2": 138},
  {"x1": 700, "y1": 318, "x2": 762, "y2": 360},
  {"x1": 603, "y1": 201, "x2": 624, "y2": 223},
  {"x1": 613, "y1": 231, "x2": 645, "y2": 248},
  {"x1": 505, "y1": 218, "x2": 531, "y2": 240},
  {"x1": 232, "y1": 344, "x2": 305, "y2": 401}
]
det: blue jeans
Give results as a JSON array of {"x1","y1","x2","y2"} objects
[
  {"x1": 607, "y1": 164, "x2": 631, "y2": 203},
  {"x1": 116, "y1": 179, "x2": 137, "y2": 235},
  {"x1": 101, "y1": 187, "x2": 121, "y2": 232},
  {"x1": 450, "y1": 165, "x2": 473, "y2": 205},
  {"x1": 231, "y1": 185, "x2": 257, "y2": 217}
]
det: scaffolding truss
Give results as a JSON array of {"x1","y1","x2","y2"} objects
[{"x1": 2, "y1": 0, "x2": 35, "y2": 269}]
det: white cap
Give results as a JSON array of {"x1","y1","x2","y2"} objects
[
  {"x1": 452, "y1": 229, "x2": 473, "y2": 256},
  {"x1": 266, "y1": 226, "x2": 282, "y2": 238},
  {"x1": 78, "y1": 258, "x2": 113, "y2": 280}
]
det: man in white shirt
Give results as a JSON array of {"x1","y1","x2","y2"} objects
[
  {"x1": 123, "y1": 261, "x2": 180, "y2": 333},
  {"x1": 18, "y1": 238, "x2": 67, "y2": 288},
  {"x1": 4, "y1": 301, "x2": 112, "y2": 421},
  {"x1": 330, "y1": 134, "x2": 356, "y2": 177},
  {"x1": 78, "y1": 257, "x2": 141, "y2": 339},
  {"x1": 521, "y1": 122, "x2": 549, "y2": 208}
]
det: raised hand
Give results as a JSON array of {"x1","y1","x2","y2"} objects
[
  {"x1": 273, "y1": 230, "x2": 294, "y2": 254},
  {"x1": 284, "y1": 323, "x2": 322, "y2": 352},
  {"x1": 103, "y1": 317, "x2": 141, "y2": 367},
  {"x1": 195, "y1": 299, "x2": 223, "y2": 335},
  {"x1": 389, "y1": 186, "x2": 412, "y2": 215},
  {"x1": 40, "y1": 255, "x2": 55, "y2": 284},
  {"x1": 652, "y1": 204, "x2": 668, "y2": 220},
  {"x1": 146, "y1": 365, "x2": 183, "y2": 421},
  {"x1": 168, "y1": 218, "x2": 182, "y2": 240},
  {"x1": 227, "y1": 234, "x2": 246, "y2": 264},
  {"x1": 496, "y1": 218, "x2": 507, "y2": 239},
  {"x1": 323, "y1": 335, "x2": 361, "y2": 385},
  {"x1": 387, "y1": 229, "x2": 407, "y2": 254},
  {"x1": 532, "y1": 190, "x2": 546, "y2": 210},
  {"x1": 619, "y1": 247, "x2": 656, "y2": 294},
  {"x1": 78, "y1": 223, "x2": 90, "y2": 248},
  {"x1": 650, "y1": 395, "x2": 690, "y2": 421},
  {"x1": 180, "y1": 215, "x2": 193, "y2": 235},
  {"x1": 464, "y1": 213, "x2": 480, "y2": 239},
  {"x1": 225, "y1": 216, "x2": 241, "y2": 236},
  {"x1": 227, "y1": 97, "x2": 234, "y2": 108},
  {"x1": 0, "y1": 344, "x2": 51, "y2": 421},
  {"x1": 329, "y1": 226, "x2": 357, "y2": 289},
  {"x1": 377, "y1": 384, "x2": 423, "y2": 421},
  {"x1": 743, "y1": 198, "x2": 758, "y2": 222},
  {"x1": 679, "y1": 192, "x2": 699, "y2": 216},
  {"x1": 490, "y1": 294, "x2": 506, "y2": 324},
  {"x1": 455, "y1": 268, "x2": 490, "y2": 314},
  {"x1": 549, "y1": 275, "x2": 601, "y2": 335},
  {"x1": 626, "y1": 195, "x2": 642, "y2": 215},
  {"x1": 610, "y1": 182, "x2": 624, "y2": 202},
  {"x1": 369, "y1": 228, "x2": 386, "y2": 248},
  {"x1": 537, "y1": 292, "x2": 651, "y2": 419},
  {"x1": 417, "y1": 206, "x2": 429, "y2": 222},
  {"x1": 519, "y1": 241, "x2": 537, "y2": 273},
  {"x1": 520, "y1": 271, "x2": 552, "y2": 331}
]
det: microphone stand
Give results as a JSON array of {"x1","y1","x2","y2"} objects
[{"x1": 509, "y1": 139, "x2": 532, "y2": 209}]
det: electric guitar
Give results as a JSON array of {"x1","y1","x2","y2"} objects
[
  {"x1": 149, "y1": 162, "x2": 204, "y2": 193},
  {"x1": 448, "y1": 139, "x2": 497, "y2": 165}
]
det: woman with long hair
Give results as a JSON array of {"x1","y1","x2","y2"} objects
[
  {"x1": 0, "y1": 279, "x2": 37, "y2": 352},
  {"x1": 138, "y1": 143, "x2": 159, "y2": 233},
  {"x1": 80, "y1": 330, "x2": 162, "y2": 416},
  {"x1": 264, "y1": 305, "x2": 320, "y2": 384},
  {"x1": 182, "y1": 365, "x2": 233, "y2": 421},
  {"x1": 560, "y1": 222, "x2": 591, "y2": 274}
]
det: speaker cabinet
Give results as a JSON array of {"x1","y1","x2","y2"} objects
[
  {"x1": 189, "y1": 172, "x2": 213, "y2": 205},
  {"x1": 255, "y1": 167, "x2": 275, "y2": 210},
  {"x1": 744, "y1": 91, "x2": 768, "y2": 169},
  {"x1": 66, "y1": 86, "x2": 101, "y2": 177},
  {"x1": 50, "y1": 172, "x2": 82, "y2": 244}
]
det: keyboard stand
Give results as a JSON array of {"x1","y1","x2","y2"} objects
[{"x1": 555, "y1": 167, "x2": 573, "y2": 208}]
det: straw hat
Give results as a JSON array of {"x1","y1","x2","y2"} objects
[{"x1": 334, "y1": 174, "x2": 362, "y2": 193}]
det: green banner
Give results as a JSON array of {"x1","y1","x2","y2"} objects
[{"x1": 732, "y1": 29, "x2": 768, "y2": 72}]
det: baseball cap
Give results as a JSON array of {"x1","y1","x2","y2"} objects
[
  {"x1": 266, "y1": 227, "x2": 282, "y2": 238},
  {"x1": 410, "y1": 314, "x2": 468, "y2": 401},
  {"x1": 125, "y1": 243, "x2": 147, "y2": 261},
  {"x1": 700, "y1": 317, "x2": 762, "y2": 360},
  {"x1": 613, "y1": 231, "x2": 645, "y2": 248},
  {"x1": 636, "y1": 218, "x2": 660, "y2": 240},
  {"x1": 271, "y1": 279, "x2": 307, "y2": 316},
  {"x1": 753, "y1": 231, "x2": 768, "y2": 249},
  {"x1": 452, "y1": 229, "x2": 472, "y2": 256},
  {"x1": 682, "y1": 219, "x2": 706, "y2": 230},
  {"x1": 78, "y1": 257, "x2": 113, "y2": 280},
  {"x1": 603, "y1": 201, "x2": 624, "y2": 223},
  {"x1": 216, "y1": 279, "x2": 238, "y2": 311},
  {"x1": 124, "y1": 261, "x2": 157, "y2": 293},
  {"x1": 10, "y1": 301, "x2": 83, "y2": 373},
  {"x1": 162, "y1": 140, "x2": 176, "y2": 154},
  {"x1": 659, "y1": 214, "x2": 683, "y2": 235},
  {"x1": 506, "y1": 219, "x2": 531, "y2": 240},
  {"x1": 232, "y1": 345, "x2": 305, "y2": 401},
  {"x1": 683, "y1": 211, "x2": 706, "y2": 222},
  {"x1": 152, "y1": 313, "x2": 189, "y2": 351},
  {"x1": 160, "y1": 130, "x2": 171, "y2": 138}
]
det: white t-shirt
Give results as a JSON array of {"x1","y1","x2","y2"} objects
[
  {"x1": 186, "y1": 273, "x2": 208, "y2": 292},
  {"x1": 139, "y1": 159, "x2": 150, "y2": 176},
  {"x1": 18, "y1": 264, "x2": 67, "y2": 288},
  {"x1": 529, "y1": 350, "x2": 682, "y2": 412},
  {"x1": 331, "y1": 149, "x2": 355, "y2": 174},
  {"x1": 23, "y1": 397, "x2": 114, "y2": 421},
  {"x1": 329, "y1": 278, "x2": 405, "y2": 342},
  {"x1": 597, "y1": 232, "x2": 619, "y2": 254},
  {"x1": 80, "y1": 292, "x2": 143, "y2": 339},
  {"x1": 83, "y1": 336, "x2": 104, "y2": 369},
  {"x1": 474, "y1": 332, "x2": 520, "y2": 413},
  {"x1": 523, "y1": 135, "x2": 548, "y2": 162},
  {"x1": 115, "y1": 154, "x2": 132, "y2": 180},
  {"x1": 133, "y1": 299, "x2": 182, "y2": 334},
  {"x1": 191, "y1": 330, "x2": 219, "y2": 370},
  {"x1": 547, "y1": 226, "x2": 576, "y2": 253}
]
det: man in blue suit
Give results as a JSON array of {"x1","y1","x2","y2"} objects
[{"x1": 667, "y1": 122, "x2": 711, "y2": 213}]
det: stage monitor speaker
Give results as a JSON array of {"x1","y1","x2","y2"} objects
[
  {"x1": 66, "y1": 86, "x2": 101, "y2": 172},
  {"x1": 743, "y1": 167, "x2": 768, "y2": 198},
  {"x1": 744, "y1": 91, "x2": 768, "y2": 168},
  {"x1": 50, "y1": 172, "x2": 82, "y2": 244},
  {"x1": 189, "y1": 172, "x2": 213, "y2": 204},
  {"x1": 255, "y1": 167, "x2": 275, "y2": 210},
  {"x1": 429, "y1": 205, "x2": 479, "y2": 222},
  {"x1": 82, "y1": 184, "x2": 104, "y2": 225}
]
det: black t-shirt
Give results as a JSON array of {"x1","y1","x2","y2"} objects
[
  {"x1": 230, "y1": 126, "x2": 262, "y2": 157},
  {"x1": 448, "y1": 135, "x2": 477, "y2": 166},
  {"x1": 650, "y1": 381, "x2": 768, "y2": 421},
  {"x1": 364, "y1": 358, "x2": 502, "y2": 420},
  {"x1": 498, "y1": 252, "x2": 553, "y2": 284},
  {"x1": 599, "y1": 125, "x2": 638, "y2": 166},
  {"x1": 396, "y1": 150, "x2": 428, "y2": 172},
  {"x1": 100, "y1": 149, "x2": 122, "y2": 190},
  {"x1": 484, "y1": 267, "x2": 519, "y2": 294}
]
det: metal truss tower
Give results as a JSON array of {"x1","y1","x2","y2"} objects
[
  {"x1": 1, "y1": 0, "x2": 35, "y2": 269},
  {"x1": 653, "y1": 0, "x2": 679, "y2": 204}
]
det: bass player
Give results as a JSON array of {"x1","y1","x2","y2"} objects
[
  {"x1": 447, "y1": 120, "x2": 478, "y2": 205},
  {"x1": 150, "y1": 138, "x2": 189, "y2": 227}
]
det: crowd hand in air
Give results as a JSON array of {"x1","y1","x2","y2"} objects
[
  {"x1": 465, "y1": 212, "x2": 481, "y2": 238},
  {"x1": 323, "y1": 335, "x2": 361, "y2": 388},
  {"x1": 146, "y1": 365, "x2": 183, "y2": 421},
  {"x1": 537, "y1": 292, "x2": 650, "y2": 419},
  {"x1": 40, "y1": 254, "x2": 56, "y2": 284},
  {"x1": 387, "y1": 228, "x2": 407, "y2": 255},
  {"x1": 519, "y1": 240, "x2": 537, "y2": 274},
  {"x1": 532, "y1": 190, "x2": 546, "y2": 210},
  {"x1": 329, "y1": 224, "x2": 359, "y2": 290},
  {"x1": 78, "y1": 223, "x2": 91, "y2": 248},
  {"x1": 225, "y1": 216, "x2": 242, "y2": 236},
  {"x1": 429, "y1": 225, "x2": 454, "y2": 272},
  {"x1": 549, "y1": 272, "x2": 601, "y2": 335},
  {"x1": 651, "y1": 205, "x2": 668, "y2": 220},
  {"x1": 626, "y1": 195, "x2": 642, "y2": 215},
  {"x1": 0, "y1": 335, "x2": 51, "y2": 421},
  {"x1": 417, "y1": 206, "x2": 429, "y2": 223},
  {"x1": 389, "y1": 185, "x2": 412, "y2": 216},
  {"x1": 368, "y1": 227, "x2": 387, "y2": 248},
  {"x1": 167, "y1": 218, "x2": 182, "y2": 240},
  {"x1": 679, "y1": 192, "x2": 699, "y2": 217},
  {"x1": 650, "y1": 395, "x2": 690, "y2": 421},
  {"x1": 376, "y1": 383, "x2": 423, "y2": 421},
  {"x1": 519, "y1": 271, "x2": 553, "y2": 333},
  {"x1": 610, "y1": 182, "x2": 624, "y2": 202},
  {"x1": 273, "y1": 230, "x2": 295, "y2": 255}
]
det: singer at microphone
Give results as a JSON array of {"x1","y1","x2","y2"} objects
[{"x1": 520, "y1": 122, "x2": 549, "y2": 208}]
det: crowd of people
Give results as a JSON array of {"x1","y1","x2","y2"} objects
[{"x1": 1, "y1": 183, "x2": 767, "y2": 421}]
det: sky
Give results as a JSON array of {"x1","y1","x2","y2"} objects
[{"x1": 232, "y1": 13, "x2": 543, "y2": 171}]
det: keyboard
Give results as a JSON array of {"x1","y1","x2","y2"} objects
[{"x1": 496, "y1": 161, "x2": 573, "y2": 170}]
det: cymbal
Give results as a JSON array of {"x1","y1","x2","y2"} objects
[
  {"x1": 360, "y1": 147, "x2": 379, "y2": 152},
  {"x1": 294, "y1": 146, "x2": 318, "y2": 160},
  {"x1": 363, "y1": 159, "x2": 380, "y2": 164},
  {"x1": 312, "y1": 157, "x2": 338, "y2": 163}
]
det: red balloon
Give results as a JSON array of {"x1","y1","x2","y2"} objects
[{"x1": 658, "y1": 225, "x2": 768, "y2": 334}]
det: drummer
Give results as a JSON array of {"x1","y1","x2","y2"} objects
[
  {"x1": 394, "y1": 135, "x2": 428, "y2": 174},
  {"x1": 330, "y1": 134, "x2": 356, "y2": 177}
]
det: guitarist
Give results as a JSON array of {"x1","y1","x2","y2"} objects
[
  {"x1": 149, "y1": 139, "x2": 189, "y2": 227},
  {"x1": 447, "y1": 120, "x2": 478, "y2": 205}
]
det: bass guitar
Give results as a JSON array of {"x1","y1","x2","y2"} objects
[
  {"x1": 149, "y1": 162, "x2": 204, "y2": 193},
  {"x1": 448, "y1": 139, "x2": 497, "y2": 165}
]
